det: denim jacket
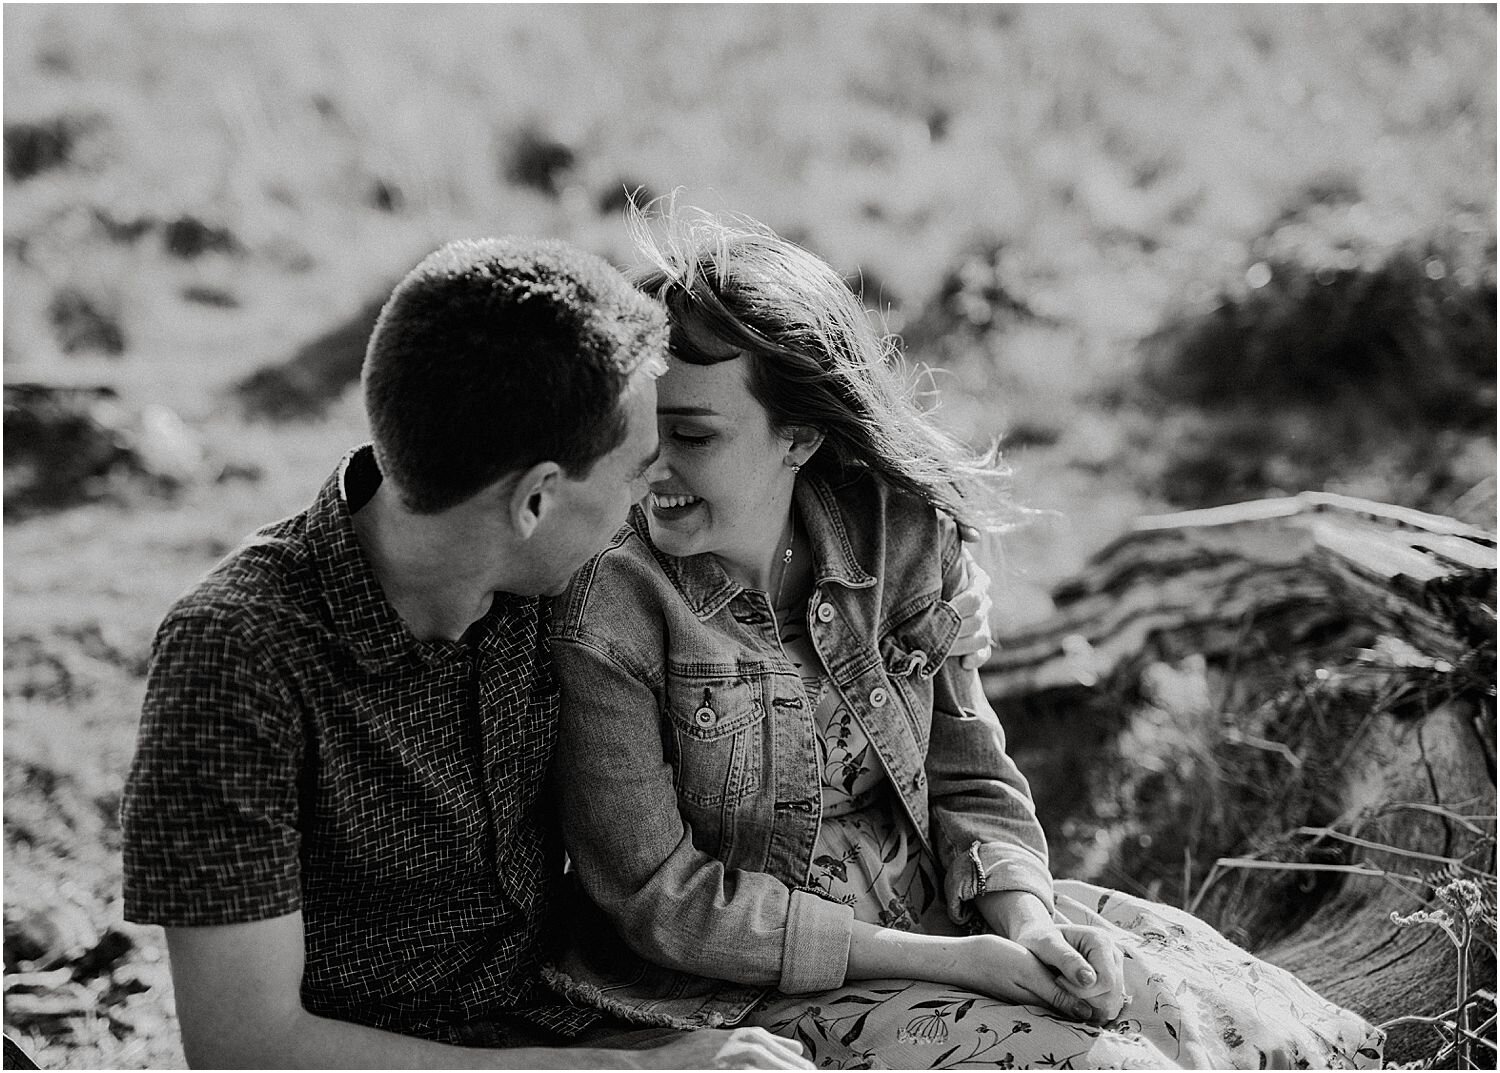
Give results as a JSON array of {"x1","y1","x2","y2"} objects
[{"x1": 544, "y1": 470, "x2": 1053, "y2": 1029}]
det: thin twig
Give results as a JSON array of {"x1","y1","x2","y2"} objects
[
  {"x1": 1430, "y1": 1019, "x2": 1498, "y2": 1068},
  {"x1": 1190, "y1": 856, "x2": 1394, "y2": 915},
  {"x1": 1379, "y1": 802, "x2": 1497, "y2": 837},
  {"x1": 1210, "y1": 857, "x2": 1390, "y2": 877},
  {"x1": 1224, "y1": 728, "x2": 1303, "y2": 767},
  {"x1": 1294, "y1": 826, "x2": 1483, "y2": 867},
  {"x1": 1379, "y1": 870, "x2": 1437, "y2": 901},
  {"x1": 1382, "y1": 1004, "x2": 1496, "y2": 1040},
  {"x1": 1188, "y1": 862, "x2": 1224, "y2": 916},
  {"x1": 1379, "y1": 1013, "x2": 1459, "y2": 1030}
]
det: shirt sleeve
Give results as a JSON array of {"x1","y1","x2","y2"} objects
[
  {"x1": 549, "y1": 631, "x2": 853, "y2": 994},
  {"x1": 927, "y1": 523, "x2": 1055, "y2": 919},
  {"x1": 121, "y1": 607, "x2": 305, "y2": 926}
]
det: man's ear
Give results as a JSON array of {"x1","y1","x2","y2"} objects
[
  {"x1": 785, "y1": 425, "x2": 826, "y2": 469},
  {"x1": 508, "y1": 461, "x2": 562, "y2": 540}
]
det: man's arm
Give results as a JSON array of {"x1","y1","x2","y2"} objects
[{"x1": 166, "y1": 914, "x2": 809, "y2": 1070}]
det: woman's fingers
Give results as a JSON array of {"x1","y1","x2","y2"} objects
[
  {"x1": 1008, "y1": 956, "x2": 1096, "y2": 1022},
  {"x1": 1050, "y1": 927, "x2": 1127, "y2": 1022},
  {"x1": 1071, "y1": 926, "x2": 1126, "y2": 1000},
  {"x1": 969, "y1": 934, "x2": 1094, "y2": 1022},
  {"x1": 1016, "y1": 929, "x2": 1096, "y2": 991}
]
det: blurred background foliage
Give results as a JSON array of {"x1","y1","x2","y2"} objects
[{"x1": 3, "y1": 4, "x2": 1495, "y2": 1067}]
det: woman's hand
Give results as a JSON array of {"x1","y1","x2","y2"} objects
[
  {"x1": 947, "y1": 933, "x2": 1099, "y2": 1021},
  {"x1": 975, "y1": 891, "x2": 1127, "y2": 1024},
  {"x1": 1021, "y1": 922, "x2": 1126, "y2": 1024},
  {"x1": 848, "y1": 920, "x2": 1094, "y2": 1023}
]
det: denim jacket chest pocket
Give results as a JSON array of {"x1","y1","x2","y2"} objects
[
  {"x1": 876, "y1": 597, "x2": 961, "y2": 748},
  {"x1": 664, "y1": 672, "x2": 766, "y2": 807}
]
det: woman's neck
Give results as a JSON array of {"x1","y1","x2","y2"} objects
[
  {"x1": 715, "y1": 513, "x2": 817, "y2": 617},
  {"x1": 714, "y1": 494, "x2": 800, "y2": 595},
  {"x1": 773, "y1": 521, "x2": 816, "y2": 612}
]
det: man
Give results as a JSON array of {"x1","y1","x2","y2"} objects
[{"x1": 122, "y1": 237, "x2": 808, "y2": 1069}]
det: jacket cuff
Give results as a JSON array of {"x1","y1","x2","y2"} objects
[
  {"x1": 945, "y1": 840, "x2": 1055, "y2": 923},
  {"x1": 778, "y1": 889, "x2": 855, "y2": 994}
]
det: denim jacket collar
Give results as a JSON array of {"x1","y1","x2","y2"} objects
[
  {"x1": 629, "y1": 474, "x2": 877, "y2": 622},
  {"x1": 799, "y1": 474, "x2": 879, "y2": 592}
]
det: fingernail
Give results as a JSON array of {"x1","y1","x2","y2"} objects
[{"x1": 1077, "y1": 967, "x2": 1096, "y2": 986}]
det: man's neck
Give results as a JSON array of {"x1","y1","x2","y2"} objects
[{"x1": 350, "y1": 483, "x2": 514, "y2": 642}]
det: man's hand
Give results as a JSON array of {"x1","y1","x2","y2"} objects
[
  {"x1": 636, "y1": 1028, "x2": 811, "y2": 1069},
  {"x1": 949, "y1": 549, "x2": 996, "y2": 670},
  {"x1": 974, "y1": 891, "x2": 1127, "y2": 1024}
]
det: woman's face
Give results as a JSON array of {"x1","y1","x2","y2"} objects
[{"x1": 644, "y1": 344, "x2": 797, "y2": 580}]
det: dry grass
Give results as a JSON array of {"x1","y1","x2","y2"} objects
[{"x1": 3, "y1": 5, "x2": 1495, "y2": 1067}]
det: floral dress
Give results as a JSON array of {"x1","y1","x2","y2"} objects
[{"x1": 741, "y1": 612, "x2": 1384, "y2": 1070}]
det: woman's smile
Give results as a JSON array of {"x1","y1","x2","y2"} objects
[{"x1": 648, "y1": 490, "x2": 704, "y2": 518}]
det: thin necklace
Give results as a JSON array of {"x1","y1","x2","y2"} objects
[{"x1": 771, "y1": 512, "x2": 796, "y2": 611}]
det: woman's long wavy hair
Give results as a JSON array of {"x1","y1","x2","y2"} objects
[{"x1": 627, "y1": 199, "x2": 1015, "y2": 533}]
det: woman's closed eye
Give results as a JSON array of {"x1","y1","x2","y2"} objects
[{"x1": 669, "y1": 429, "x2": 715, "y2": 447}]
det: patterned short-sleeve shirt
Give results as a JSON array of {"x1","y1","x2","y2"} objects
[{"x1": 121, "y1": 445, "x2": 601, "y2": 1044}]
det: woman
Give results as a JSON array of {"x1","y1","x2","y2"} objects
[{"x1": 544, "y1": 204, "x2": 1383, "y2": 1069}]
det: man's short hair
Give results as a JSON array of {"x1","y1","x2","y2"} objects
[{"x1": 363, "y1": 237, "x2": 666, "y2": 514}]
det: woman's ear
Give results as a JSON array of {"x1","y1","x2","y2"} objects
[
  {"x1": 784, "y1": 425, "x2": 825, "y2": 469},
  {"x1": 508, "y1": 461, "x2": 561, "y2": 539}
]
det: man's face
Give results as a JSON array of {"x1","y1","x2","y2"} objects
[{"x1": 535, "y1": 371, "x2": 659, "y2": 594}]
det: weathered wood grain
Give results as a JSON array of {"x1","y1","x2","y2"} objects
[{"x1": 986, "y1": 492, "x2": 1496, "y2": 1063}]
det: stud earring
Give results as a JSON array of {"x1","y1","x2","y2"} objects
[{"x1": 789, "y1": 461, "x2": 802, "y2": 473}]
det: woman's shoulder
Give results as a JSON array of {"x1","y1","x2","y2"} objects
[
  {"x1": 822, "y1": 467, "x2": 958, "y2": 553},
  {"x1": 549, "y1": 509, "x2": 674, "y2": 641}
]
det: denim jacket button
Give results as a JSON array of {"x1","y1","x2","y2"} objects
[
  {"x1": 869, "y1": 686, "x2": 889, "y2": 707},
  {"x1": 694, "y1": 705, "x2": 718, "y2": 729},
  {"x1": 815, "y1": 602, "x2": 835, "y2": 623}
]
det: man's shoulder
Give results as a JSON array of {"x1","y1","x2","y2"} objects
[{"x1": 160, "y1": 511, "x2": 324, "y2": 643}]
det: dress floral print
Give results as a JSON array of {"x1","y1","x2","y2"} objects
[
  {"x1": 800, "y1": 667, "x2": 941, "y2": 928},
  {"x1": 748, "y1": 612, "x2": 1384, "y2": 1069}
]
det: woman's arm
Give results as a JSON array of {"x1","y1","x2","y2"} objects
[
  {"x1": 552, "y1": 628, "x2": 1099, "y2": 1021},
  {"x1": 926, "y1": 523, "x2": 1054, "y2": 918},
  {"x1": 550, "y1": 633, "x2": 853, "y2": 995},
  {"x1": 845, "y1": 921, "x2": 1095, "y2": 1020},
  {"x1": 925, "y1": 524, "x2": 1127, "y2": 1022}
]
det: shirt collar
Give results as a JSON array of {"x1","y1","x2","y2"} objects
[
  {"x1": 637, "y1": 472, "x2": 876, "y2": 620},
  {"x1": 306, "y1": 446, "x2": 538, "y2": 672},
  {"x1": 303, "y1": 446, "x2": 424, "y2": 672}
]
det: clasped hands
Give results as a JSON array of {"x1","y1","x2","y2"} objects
[{"x1": 970, "y1": 890, "x2": 1128, "y2": 1025}]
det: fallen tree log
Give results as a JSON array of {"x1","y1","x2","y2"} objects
[{"x1": 986, "y1": 492, "x2": 1496, "y2": 1065}]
